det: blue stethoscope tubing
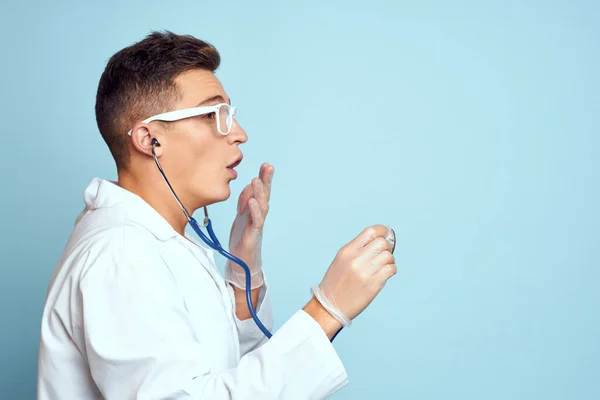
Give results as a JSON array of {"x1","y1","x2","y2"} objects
[
  {"x1": 188, "y1": 217, "x2": 273, "y2": 339},
  {"x1": 151, "y1": 139, "x2": 273, "y2": 339}
]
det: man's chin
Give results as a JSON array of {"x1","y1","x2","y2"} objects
[{"x1": 204, "y1": 185, "x2": 231, "y2": 205}]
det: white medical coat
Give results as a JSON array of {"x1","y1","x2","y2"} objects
[{"x1": 37, "y1": 178, "x2": 348, "y2": 399}]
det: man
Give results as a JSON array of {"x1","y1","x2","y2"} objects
[{"x1": 37, "y1": 31, "x2": 397, "y2": 399}]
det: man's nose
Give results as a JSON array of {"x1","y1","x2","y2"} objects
[{"x1": 228, "y1": 119, "x2": 248, "y2": 144}]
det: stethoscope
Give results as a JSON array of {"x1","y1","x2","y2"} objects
[
  {"x1": 150, "y1": 138, "x2": 273, "y2": 339},
  {"x1": 151, "y1": 138, "x2": 395, "y2": 342}
]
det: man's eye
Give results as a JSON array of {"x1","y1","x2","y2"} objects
[{"x1": 202, "y1": 112, "x2": 216, "y2": 120}]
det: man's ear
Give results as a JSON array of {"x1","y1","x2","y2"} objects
[{"x1": 130, "y1": 123, "x2": 165, "y2": 158}]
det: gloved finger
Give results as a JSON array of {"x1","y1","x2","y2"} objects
[
  {"x1": 361, "y1": 237, "x2": 393, "y2": 259},
  {"x1": 378, "y1": 263, "x2": 397, "y2": 279},
  {"x1": 248, "y1": 198, "x2": 264, "y2": 231},
  {"x1": 237, "y1": 183, "x2": 253, "y2": 214},
  {"x1": 350, "y1": 225, "x2": 389, "y2": 250},
  {"x1": 371, "y1": 250, "x2": 394, "y2": 267},
  {"x1": 259, "y1": 163, "x2": 274, "y2": 202},
  {"x1": 252, "y1": 178, "x2": 269, "y2": 216}
]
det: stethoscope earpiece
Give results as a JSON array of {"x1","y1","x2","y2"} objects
[{"x1": 151, "y1": 138, "x2": 161, "y2": 147}]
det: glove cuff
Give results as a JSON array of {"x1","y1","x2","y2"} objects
[
  {"x1": 311, "y1": 285, "x2": 352, "y2": 327},
  {"x1": 224, "y1": 262, "x2": 264, "y2": 290}
]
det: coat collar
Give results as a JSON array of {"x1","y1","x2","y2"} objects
[{"x1": 83, "y1": 178, "x2": 180, "y2": 242}]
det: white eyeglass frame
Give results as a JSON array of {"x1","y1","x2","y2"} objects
[{"x1": 127, "y1": 103, "x2": 237, "y2": 136}]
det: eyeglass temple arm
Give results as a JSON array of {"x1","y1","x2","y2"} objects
[{"x1": 126, "y1": 105, "x2": 221, "y2": 136}]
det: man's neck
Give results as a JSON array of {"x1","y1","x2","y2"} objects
[{"x1": 117, "y1": 171, "x2": 190, "y2": 237}]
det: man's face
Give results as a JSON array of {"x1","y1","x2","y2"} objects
[{"x1": 159, "y1": 69, "x2": 247, "y2": 208}]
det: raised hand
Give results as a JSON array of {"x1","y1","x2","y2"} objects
[{"x1": 225, "y1": 162, "x2": 275, "y2": 289}]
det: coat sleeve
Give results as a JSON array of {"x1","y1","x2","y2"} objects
[{"x1": 80, "y1": 254, "x2": 348, "y2": 400}]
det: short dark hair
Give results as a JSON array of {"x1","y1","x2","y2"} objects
[{"x1": 95, "y1": 31, "x2": 221, "y2": 170}]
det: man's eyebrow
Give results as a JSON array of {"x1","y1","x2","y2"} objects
[{"x1": 195, "y1": 95, "x2": 231, "y2": 107}]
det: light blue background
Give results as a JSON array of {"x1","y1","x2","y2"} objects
[{"x1": 1, "y1": 0, "x2": 598, "y2": 398}]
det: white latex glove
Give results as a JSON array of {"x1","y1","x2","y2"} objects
[
  {"x1": 312, "y1": 225, "x2": 397, "y2": 327},
  {"x1": 225, "y1": 163, "x2": 274, "y2": 289}
]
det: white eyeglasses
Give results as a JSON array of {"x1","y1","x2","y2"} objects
[{"x1": 127, "y1": 103, "x2": 237, "y2": 136}]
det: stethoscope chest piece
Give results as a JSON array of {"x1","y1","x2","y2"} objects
[{"x1": 387, "y1": 227, "x2": 396, "y2": 254}]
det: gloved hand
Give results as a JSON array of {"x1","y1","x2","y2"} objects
[
  {"x1": 311, "y1": 225, "x2": 397, "y2": 327},
  {"x1": 225, "y1": 163, "x2": 274, "y2": 290}
]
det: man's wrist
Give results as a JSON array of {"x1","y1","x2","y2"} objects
[
  {"x1": 231, "y1": 284, "x2": 262, "y2": 321},
  {"x1": 302, "y1": 296, "x2": 343, "y2": 340}
]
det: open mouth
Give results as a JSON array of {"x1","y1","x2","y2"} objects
[
  {"x1": 226, "y1": 155, "x2": 242, "y2": 179},
  {"x1": 228, "y1": 155, "x2": 243, "y2": 169}
]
